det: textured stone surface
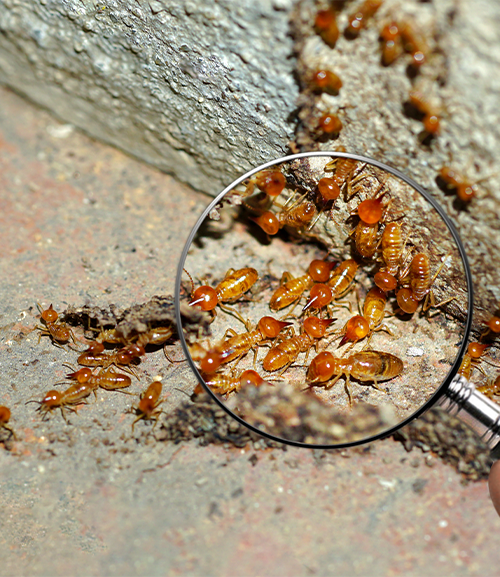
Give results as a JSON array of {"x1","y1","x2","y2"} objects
[{"x1": 0, "y1": 0, "x2": 298, "y2": 193}]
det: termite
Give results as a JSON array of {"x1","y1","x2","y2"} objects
[
  {"x1": 269, "y1": 259, "x2": 336, "y2": 311},
  {"x1": 458, "y1": 343, "x2": 499, "y2": 380},
  {"x1": 262, "y1": 317, "x2": 336, "y2": 373},
  {"x1": 481, "y1": 316, "x2": 500, "y2": 340},
  {"x1": 96, "y1": 326, "x2": 174, "y2": 348},
  {"x1": 36, "y1": 304, "x2": 75, "y2": 346},
  {"x1": 437, "y1": 167, "x2": 493, "y2": 203},
  {"x1": 379, "y1": 222, "x2": 405, "y2": 276},
  {"x1": 380, "y1": 21, "x2": 403, "y2": 66},
  {"x1": 303, "y1": 259, "x2": 358, "y2": 312},
  {"x1": 207, "y1": 316, "x2": 293, "y2": 366},
  {"x1": 188, "y1": 267, "x2": 258, "y2": 321},
  {"x1": 307, "y1": 349, "x2": 404, "y2": 405},
  {"x1": 324, "y1": 148, "x2": 362, "y2": 191},
  {"x1": 374, "y1": 271, "x2": 398, "y2": 292},
  {"x1": 314, "y1": 7, "x2": 339, "y2": 48},
  {"x1": 131, "y1": 380, "x2": 164, "y2": 432},
  {"x1": 399, "y1": 21, "x2": 428, "y2": 69},
  {"x1": 203, "y1": 369, "x2": 268, "y2": 396},
  {"x1": 77, "y1": 343, "x2": 145, "y2": 375},
  {"x1": 477, "y1": 375, "x2": 500, "y2": 399},
  {"x1": 317, "y1": 113, "x2": 343, "y2": 138},
  {"x1": 345, "y1": 0, "x2": 383, "y2": 39},
  {"x1": 250, "y1": 199, "x2": 317, "y2": 236},
  {"x1": 27, "y1": 383, "x2": 94, "y2": 422},
  {"x1": 397, "y1": 252, "x2": 454, "y2": 313},
  {"x1": 408, "y1": 90, "x2": 440, "y2": 136},
  {"x1": 309, "y1": 70, "x2": 343, "y2": 96},
  {"x1": 243, "y1": 169, "x2": 287, "y2": 198},
  {"x1": 0, "y1": 406, "x2": 15, "y2": 439},
  {"x1": 337, "y1": 315, "x2": 370, "y2": 348},
  {"x1": 64, "y1": 367, "x2": 133, "y2": 394}
]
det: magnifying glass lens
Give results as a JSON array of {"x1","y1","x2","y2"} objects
[{"x1": 176, "y1": 153, "x2": 471, "y2": 448}]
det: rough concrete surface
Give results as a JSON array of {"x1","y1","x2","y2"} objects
[{"x1": 1, "y1": 87, "x2": 500, "y2": 576}]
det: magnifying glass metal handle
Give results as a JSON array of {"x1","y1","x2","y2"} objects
[{"x1": 438, "y1": 375, "x2": 500, "y2": 459}]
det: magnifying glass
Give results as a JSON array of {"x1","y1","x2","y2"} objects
[{"x1": 174, "y1": 152, "x2": 500, "y2": 456}]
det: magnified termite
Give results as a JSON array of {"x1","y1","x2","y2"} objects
[
  {"x1": 309, "y1": 69, "x2": 343, "y2": 96},
  {"x1": 262, "y1": 317, "x2": 336, "y2": 374},
  {"x1": 307, "y1": 349, "x2": 404, "y2": 405},
  {"x1": 242, "y1": 169, "x2": 287, "y2": 199},
  {"x1": 303, "y1": 259, "x2": 358, "y2": 312},
  {"x1": 269, "y1": 259, "x2": 336, "y2": 311},
  {"x1": 250, "y1": 198, "x2": 317, "y2": 236},
  {"x1": 203, "y1": 369, "x2": 270, "y2": 396},
  {"x1": 204, "y1": 316, "x2": 293, "y2": 369},
  {"x1": 396, "y1": 252, "x2": 454, "y2": 314},
  {"x1": 35, "y1": 303, "x2": 76, "y2": 347},
  {"x1": 0, "y1": 406, "x2": 16, "y2": 439},
  {"x1": 187, "y1": 267, "x2": 258, "y2": 324},
  {"x1": 130, "y1": 379, "x2": 164, "y2": 433}
]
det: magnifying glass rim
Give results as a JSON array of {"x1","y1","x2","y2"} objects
[{"x1": 174, "y1": 151, "x2": 474, "y2": 449}]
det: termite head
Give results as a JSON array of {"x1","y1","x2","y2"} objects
[
  {"x1": 189, "y1": 286, "x2": 218, "y2": 311},
  {"x1": 468, "y1": 342, "x2": 488, "y2": 359},
  {"x1": 258, "y1": 317, "x2": 293, "y2": 338},
  {"x1": 40, "y1": 390, "x2": 62, "y2": 411},
  {"x1": 339, "y1": 315, "x2": 369, "y2": 346},
  {"x1": 250, "y1": 212, "x2": 280, "y2": 235},
  {"x1": 67, "y1": 367, "x2": 92, "y2": 383},
  {"x1": 303, "y1": 284, "x2": 333, "y2": 311},
  {"x1": 239, "y1": 370, "x2": 266, "y2": 388},
  {"x1": 123, "y1": 343, "x2": 146, "y2": 358},
  {"x1": 41, "y1": 304, "x2": 58, "y2": 323},
  {"x1": 303, "y1": 317, "x2": 336, "y2": 338}
]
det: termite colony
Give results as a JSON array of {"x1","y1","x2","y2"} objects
[
  {"x1": 290, "y1": 0, "x2": 493, "y2": 208},
  {"x1": 182, "y1": 156, "x2": 468, "y2": 443},
  {"x1": 17, "y1": 299, "x2": 180, "y2": 436}
]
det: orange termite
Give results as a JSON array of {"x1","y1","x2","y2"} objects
[
  {"x1": 269, "y1": 260, "x2": 336, "y2": 311},
  {"x1": 64, "y1": 367, "x2": 133, "y2": 394},
  {"x1": 324, "y1": 148, "x2": 362, "y2": 191},
  {"x1": 379, "y1": 222, "x2": 405, "y2": 276},
  {"x1": 374, "y1": 271, "x2": 398, "y2": 292},
  {"x1": 303, "y1": 259, "x2": 358, "y2": 311},
  {"x1": 27, "y1": 383, "x2": 94, "y2": 422},
  {"x1": 380, "y1": 21, "x2": 403, "y2": 66},
  {"x1": 203, "y1": 369, "x2": 268, "y2": 396},
  {"x1": 482, "y1": 316, "x2": 500, "y2": 339},
  {"x1": 0, "y1": 406, "x2": 15, "y2": 439},
  {"x1": 338, "y1": 315, "x2": 370, "y2": 348},
  {"x1": 477, "y1": 375, "x2": 500, "y2": 399},
  {"x1": 36, "y1": 303, "x2": 75, "y2": 346},
  {"x1": 310, "y1": 70, "x2": 343, "y2": 95},
  {"x1": 262, "y1": 317, "x2": 336, "y2": 373},
  {"x1": 408, "y1": 90, "x2": 440, "y2": 136},
  {"x1": 315, "y1": 8, "x2": 339, "y2": 48},
  {"x1": 77, "y1": 343, "x2": 145, "y2": 375},
  {"x1": 437, "y1": 166, "x2": 494, "y2": 203},
  {"x1": 458, "y1": 343, "x2": 499, "y2": 380},
  {"x1": 188, "y1": 267, "x2": 258, "y2": 321},
  {"x1": 208, "y1": 316, "x2": 293, "y2": 366},
  {"x1": 131, "y1": 380, "x2": 164, "y2": 432},
  {"x1": 307, "y1": 349, "x2": 403, "y2": 405},
  {"x1": 399, "y1": 21, "x2": 428, "y2": 69},
  {"x1": 345, "y1": 0, "x2": 383, "y2": 39},
  {"x1": 317, "y1": 113, "x2": 343, "y2": 138},
  {"x1": 243, "y1": 169, "x2": 287, "y2": 198}
]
